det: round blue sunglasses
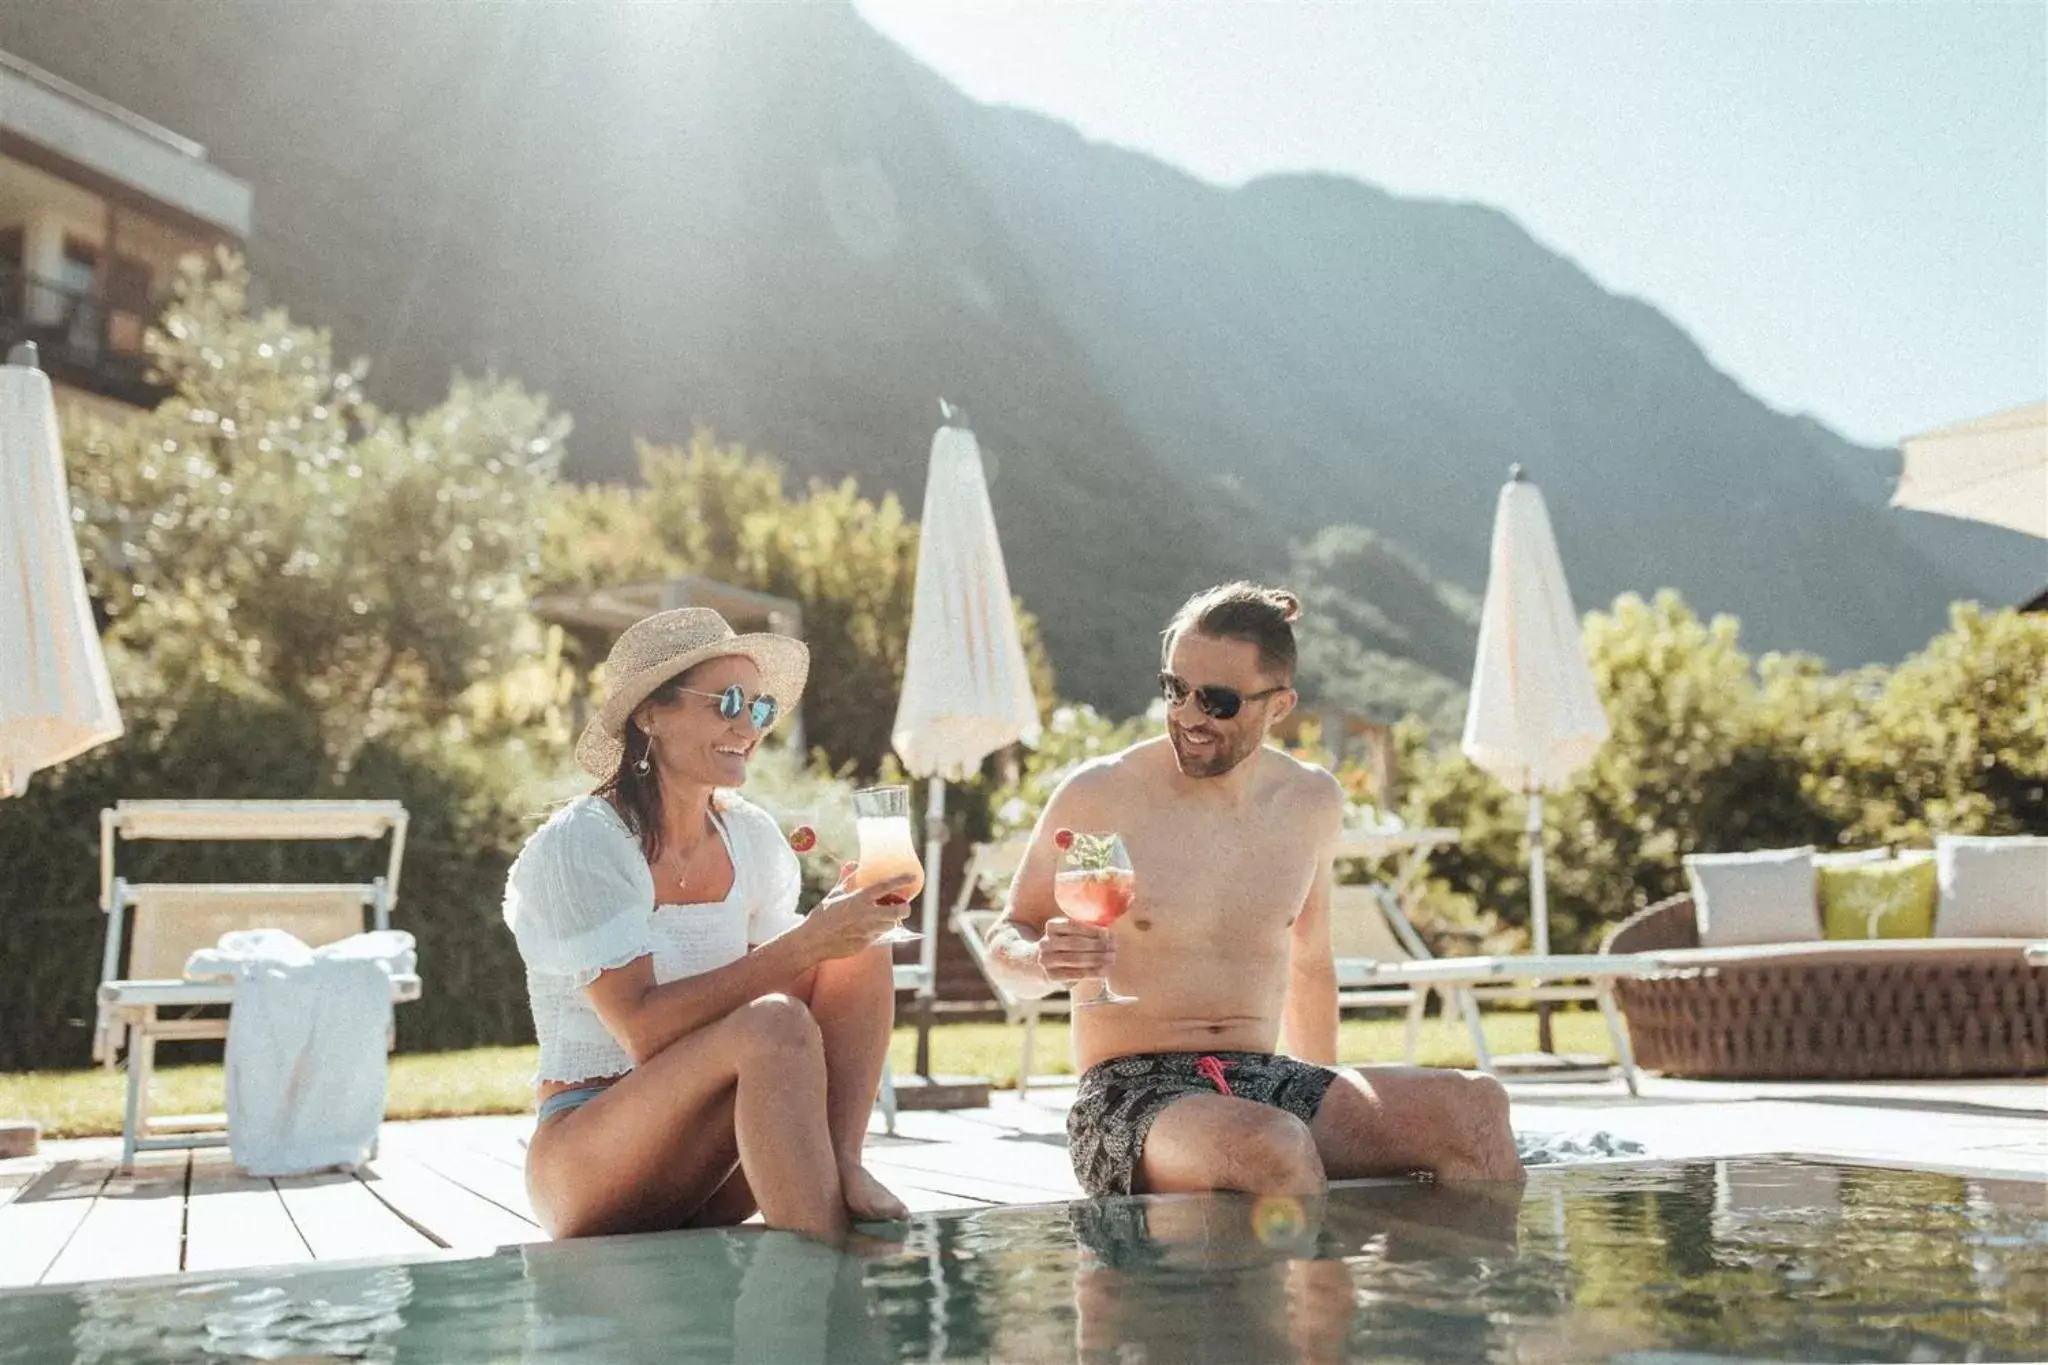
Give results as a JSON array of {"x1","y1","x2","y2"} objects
[{"x1": 676, "y1": 683, "x2": 780, "y2": 730}]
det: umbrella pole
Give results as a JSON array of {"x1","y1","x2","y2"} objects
[
  {"x1": 914, "y1": 778, "x2": 946, "y2": 1078},
  {"x1": 1528, "y1": 789, "x2": 1555, "y2": 1055}
]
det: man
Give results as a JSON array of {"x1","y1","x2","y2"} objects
[{"x1": 988, "y1": 582, "x2": 1524, "y2": 1198}]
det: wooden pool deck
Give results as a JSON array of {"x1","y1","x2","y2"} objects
[{"x1": 2, "y1": 1073, "x2": 2041, "y2": 1291}]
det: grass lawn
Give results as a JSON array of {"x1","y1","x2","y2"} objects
[{"x1": 0, "y1": 1010, "x2": 1618, "y2": 1140}]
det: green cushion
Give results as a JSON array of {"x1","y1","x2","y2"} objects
[{"x1": 1819, "y1": 857, "x2": 1937, "y2": 940}]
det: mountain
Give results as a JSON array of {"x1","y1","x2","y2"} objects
[
  {"x1": 1288, "y1": 526, "x2": 1478, "y2": 739},
  {"x1": 3, "y1": 0, "x2": 2027, "y2": 716}
]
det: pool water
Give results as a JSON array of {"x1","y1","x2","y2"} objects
[{"x1": 1, "y1": 1159, "x2": 2042, "y2": 1363}]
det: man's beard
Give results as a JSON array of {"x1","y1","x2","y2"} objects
[{"x1": 1168, "y1": 720, "x2": 1258, "y2": 778}]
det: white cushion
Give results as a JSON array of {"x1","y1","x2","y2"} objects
[
  {"x1": 1686, "y1": 847, "x2": 1819, "y2": 948},
  {"x1": 1934, "y1": 836, "x2": 2048, "y2": 939}
]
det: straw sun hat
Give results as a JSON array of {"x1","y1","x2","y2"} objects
[{"x1": 574, "y1": 608, "x2": 810, "y2": 779}]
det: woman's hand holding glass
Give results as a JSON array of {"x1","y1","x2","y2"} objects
[{"x1": 801, "y1": 863, "x2": 918, "y2": 960}]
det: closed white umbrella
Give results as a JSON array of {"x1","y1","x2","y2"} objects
[
  {"x1": 891, "y1": 407, "x2": 1041, "y2": 1069},
  {"x1": 1893, "y1": 400, "x2": 2047, "y2": 539},
  {"x1": 1, "y1": 342, "x2": 123, "y2": 1159},
  {"x1": 1461, "y1": 466, "x2": 1608, "y2": 991},
  {"x1": 0, "y1": 343, "x2": 121, "y2": 797}
]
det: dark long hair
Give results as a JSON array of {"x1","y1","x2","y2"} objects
[{"x1": 594, "y1": 673, "x2": 695, "y2": 864}]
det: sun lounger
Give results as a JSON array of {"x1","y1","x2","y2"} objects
[
  {"x1": 93, "y1": 800, "x2": 415, "y2": 1165},
  {"x1": 1344, "y1": 953, "x2": 1649, "y2": 1094}
]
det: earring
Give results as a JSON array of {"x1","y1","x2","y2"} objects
[{"x1": 633, "y1": 735, "x2": 653, "y2": 776}]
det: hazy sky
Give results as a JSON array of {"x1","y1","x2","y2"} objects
[{"x1": 857, "y1": 0, "x2": 2046, "y2": 449}]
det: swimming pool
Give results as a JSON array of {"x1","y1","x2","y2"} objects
[{"x1": 1, "y1": 1158, "x2": 2041, "y2": 1362}]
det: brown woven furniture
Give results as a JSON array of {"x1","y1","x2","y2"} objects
[{"x1": 1602, "y1": 896, "x2": 2048, "y2": 1079}]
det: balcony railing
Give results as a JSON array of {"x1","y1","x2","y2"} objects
[{"x1": 0, "y1": 263, "x2": 165, "y2": 407}]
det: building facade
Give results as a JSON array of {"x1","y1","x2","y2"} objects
[{"x1": 0, "y1": 47, "x2": 249, "y2": 414}]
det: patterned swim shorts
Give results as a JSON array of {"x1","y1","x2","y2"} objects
[{"x1": 1066, "y1": 1051, "x2": 1341, "y2": 1197}]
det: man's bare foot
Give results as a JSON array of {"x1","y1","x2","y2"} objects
[{"x1": 842, "y1": 1164, "x2": 908, "y2": 1222}]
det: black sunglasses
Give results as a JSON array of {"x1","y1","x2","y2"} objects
[
  {"x1": 677, "y1": 684, "x2": 780, "y2": 730},
  {"x1": 1158, "y1": 671, "x2": 1288, "y2": 721}
]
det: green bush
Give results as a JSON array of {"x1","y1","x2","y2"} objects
[
  {"x1": 1784, "y1": 603, "x2": 2048, "y2": 843},
  {"x1": 66, "y1": 252, "x2": 565, "y2": 766},
  {"x1": 1397, "y1": 593, "x2": 2044, "y2": 953}
]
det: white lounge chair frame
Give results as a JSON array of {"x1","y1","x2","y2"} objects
[
  {"x1": 1351, "y1": 953, "x2": 1646, "y2": 1095},
  {"x1": 1328, "y1": 851, "x2": 1648, "y2": 1090},
  {"x1": 94, "y1": 800, "x2": 418, "y2": 1165}
]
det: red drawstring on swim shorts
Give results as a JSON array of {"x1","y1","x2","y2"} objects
[{"x1": 1194, "y1": 1055, "x2": 1233, "y2": 1096}]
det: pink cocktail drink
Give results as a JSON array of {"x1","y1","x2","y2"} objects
[
  {"x1": 1055, "y1": 868, "x2": 1136, "y2": 928},
  {"x1": 1053, "y1": 830, "x2": 1137, "y2": 1006}
]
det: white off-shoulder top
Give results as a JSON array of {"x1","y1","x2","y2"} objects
[{"x1": 501, "y1": 793, "x2": 806, "y2": 1084}]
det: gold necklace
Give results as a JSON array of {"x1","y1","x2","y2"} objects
[
  {"x1": 659, "y1": 838, "x2": 695, "y2": 895},
  {"x1": 659, "y1": 813, "x2": 716, "y2": 895}
]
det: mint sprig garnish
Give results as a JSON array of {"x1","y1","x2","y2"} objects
[{"x1": 1057, "y1": 830, "x2": 1120, "y2": 871}]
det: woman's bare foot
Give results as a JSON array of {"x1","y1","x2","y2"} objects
[{"x1": 841, "y1": 1163, "x2": 908, "y2": 1222}]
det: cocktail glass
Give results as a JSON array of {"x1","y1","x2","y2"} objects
[
  {"x1": 1055, "y1": 832, "x2": 1137, "y2": 1007},
  {"x1": 852, "y1": 785, "x2": 924, "y2": 945}
]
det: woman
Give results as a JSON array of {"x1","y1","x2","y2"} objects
[{"x1": 505, "y1": 608, "x2": 912, "y2": 1240}]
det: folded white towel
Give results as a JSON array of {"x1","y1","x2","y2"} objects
[{"x1": 185, "y1": 929, "x2": 417, "y2": 1177}]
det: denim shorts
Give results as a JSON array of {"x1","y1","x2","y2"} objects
[{"x1": 536, "y1": 1082, "x2": 609, "y2": 1124}]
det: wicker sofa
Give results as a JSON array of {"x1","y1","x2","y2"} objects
[{"x1": 1602, "y1": 896, "x2": 2048, "y2": 1079}]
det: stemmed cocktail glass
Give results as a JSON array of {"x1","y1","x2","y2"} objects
[
  {"x1": 852, "y1": 785, "x2": 924, "y2": 946},
  {"x1": 1055, "y1": 831, "x2": 1137, "y2": 1007}
]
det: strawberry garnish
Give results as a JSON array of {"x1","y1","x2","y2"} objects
[
  {"x1": 788, "y1": 825, "x2": 817, "y2": 854},
  {"x1": 1054, "y1": 828, "x2": 1075, "y2": 851}
]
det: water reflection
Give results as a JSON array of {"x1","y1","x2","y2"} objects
[
  {"x1": 1067, "y1": 1183, "x2": 1518, "y2": 1365},
  {"x1": 1517, "y1": 1163, "x2": 2048, "y2": 1364},
  {"x1": 1069, "y1": 1195, "x2": 1357, "y2": 1363},
  {"x1": 517, "y1": 1227, "x2": 890, "y2": 1365},
  {"x1": 0, "y1": 1160, "x2": 2041, "y2": 1364},
  {"x1": 20, "y1": 1264, "x2": 420, "y2": 1363},
  {"x1": 907, "y1": 1178, "x2": 1525, "y2": 1364},
  {"x1": 876, "y1": 1163, "x2": 2046, "y2": 1365}
]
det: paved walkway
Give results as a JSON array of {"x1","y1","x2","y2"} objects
[{"x1": 2, "y1": 1073, "x2": 2041, "y2": 1291}]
